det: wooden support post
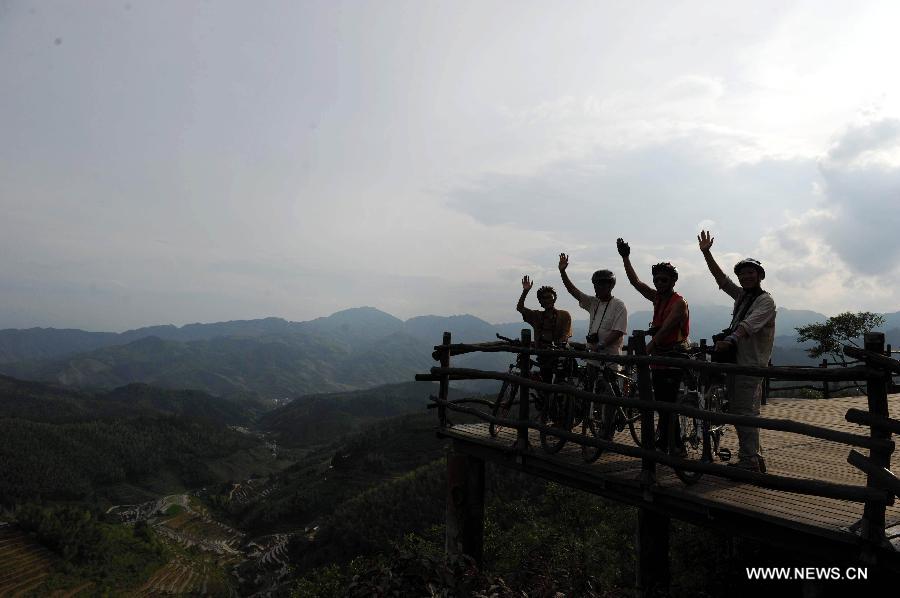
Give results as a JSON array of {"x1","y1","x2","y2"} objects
[
  {"x1": 438, "y1": 332, "x2": 451, "y2": 427},
  {"x1": 861, "y1": 332, "x2": 891, "y2": 545},
  {"x1": 636, "y1": 507, "x2": 670, "y2": 598},
  {"x1": 762, "y1": 359, "x2": 771, "y2": 405},
  {"x1": 446, "y1": 449, "x2": 485, "y2": 566},
  {"x1": 821, "y1": 359, "x2": 830, "y2": 399},
  {"x1": 517, "y1": 328, "x2": 532, "y2": 451},
  {"x1": 633, "y1": 331, "x2": 656, "y2": 486}
]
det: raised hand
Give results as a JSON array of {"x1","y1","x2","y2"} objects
[
  {"x1": 558, "y1": 253, "x2": 569, "y2": 272},
  {"x1": 616, "y1": 238, "x2": 630, "y2": 258},
  {"x1": 522, "y1": 275, "x2": 533, "y2": 291},
  {"x1": 698, "y1": 230, "x2": 714, "y2": 252}
]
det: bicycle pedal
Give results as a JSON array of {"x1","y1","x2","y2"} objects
[{"x1": 718, "y1": 448, "x2": 732, "y2": 461}]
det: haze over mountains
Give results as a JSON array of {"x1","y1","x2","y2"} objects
[{"x1": 1, "y1": 306, "x2": 898, "y2": 400}]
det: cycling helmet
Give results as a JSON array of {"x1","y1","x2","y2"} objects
[
  {"x1": 734, "y1": 258, "x2": 765, "y2": 280},
  {"x1": 536, "y1": 285, "x2": 558, "y2": 300},
  {"x1": 651, "y1": 262, "x2": 679, "y2": 281},
  {"x1": 591, "y1": 269, "x2": 616, "y2": 286}
]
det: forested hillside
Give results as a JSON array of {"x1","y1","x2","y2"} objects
[
  {"x1": 0, "y1": 375, "x2": 277, "y2": 505},
  {"x1": 258, "y1": 381, "x2": 460, "y2": 447}
]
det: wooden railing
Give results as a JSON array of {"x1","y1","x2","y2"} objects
[
  {"x1": 417, "y1": 330, "x2": 900, "y2": 545},
  {"x1": 764, "y1": 343, "x2": 900, "y2": 400},
  {"x1": 765, "y1": 358, "x2": 869, "y2": 399}
]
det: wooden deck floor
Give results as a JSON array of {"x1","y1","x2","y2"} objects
[{"x1": 442, "y1": 394, "x2": 900, "y2": 552}]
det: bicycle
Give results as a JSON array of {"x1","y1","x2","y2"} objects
[
  {"x1": 578, "y1": 362, "x2": 642, "y2": 462},
  {"x1": 669, "y1": 343, "x2": 732, "y2": 485},
  {"x1": 489, "y1": 335, "x2": 543, "y2": 438},
  {"x1": 537, "y1": 345, "x2": 585, "y2": 454}
]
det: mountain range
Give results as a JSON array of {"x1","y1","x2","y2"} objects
[{"x1": 1, "y1": 305, "x2": 897, "y2": 399}]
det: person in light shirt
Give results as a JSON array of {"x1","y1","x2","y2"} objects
[
  {"x1": 557, "y1": 254, "x2": 628, "y2": 359},
  {"x1": 558, "y1": 253, "x2": 628, "y2": 431},
  {"x1": 698, "y1": 230, "x2": 776, "y2": 473}
]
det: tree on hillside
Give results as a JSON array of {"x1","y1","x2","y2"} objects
[{"x1": 795, "y1": 311, "x2": 885, "y2": 364}]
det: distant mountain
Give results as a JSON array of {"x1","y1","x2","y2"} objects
[
  {"x1": 0, "y1": 328, "x2": 120, "y2": 363},
  {"x1": 293, "y1": 306, "x2": 405, "y2": 347},
  {"x1": 0, "y1": 333, "x2": 379, "y2": 398},
  {"x1": 403, "y1": 314, "x2": 507, "y2": 343},
  {"x1": 0, "y1": 311, "x2": 390, "y2": 364},
  {"x1": 0, "y1": 306, "x2": 894, "y2": 399}
]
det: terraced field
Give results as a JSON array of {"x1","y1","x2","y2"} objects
[
  {"x1": 1, "y1": 490, "x2": 297, "y2": 596},
  {"x1": 157, "y1": 510, "x2": 244, "y2": 556},
  {"x1": 133, "y1": 554, "x2": 237, "y2": 597},
  {"x1": 0, "y1": 524, "x2": 93, "y2": 597},
  {"x1": 0, "y1": 524, "x2": 56, "y2": 596},
  {"x1": 227, "y1": 478, "x2": 277, "y2": 506}
]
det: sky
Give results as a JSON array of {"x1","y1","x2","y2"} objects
[{"x1": 2, "y1": 0, "x2": 900, "y2": 331}]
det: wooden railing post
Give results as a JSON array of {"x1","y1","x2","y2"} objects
[
  {"x1": 632, "y1": 330, "x2": 669, "y2": 596},
  {"x1": 633, "y1": 331, "x2": 656, "y2": 486},
  {"x1": 438, "y1": 332, "x2": 451, "y2": 427},
  {"x1": 636, "y1": 507, "x2": 670, "y2": 597},
  {"x1": 861, "y1": 332, "x2": 891, "y2": 545},
  {"x1": 763, "y1": 358, "x2": 771, "y2": 405},
  {"x1": 821, "y1": 359, "x2": 830, "y2": 399},
  {"x1": 517, "y1": 328, "x2": 532, "y2": 451},
  {"x1": 446, "y1": 448, "x2": 485, "y2": 566}
]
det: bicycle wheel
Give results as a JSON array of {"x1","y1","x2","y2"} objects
[
  {"x1": 705, "y1": 383, "x2": 730, "y2": 462},
  {"x1": 615, "y1": 369, "x2": 644, "y2": 447},
  {"x1": 539, "y1": 393, "x2": 569, "y2": 453},
  {"x1": 624, "y1": 406, "x2": 643, "y2": 446},
  {"x1": 672, "y1": 390, "x2": 706, "y2": 485},
  {"x1": 490, "y1": 381, "x2": 519, "y2": 437},
  {"x1": 579, "y1": 398, "x2": 603, "y2": 462}
]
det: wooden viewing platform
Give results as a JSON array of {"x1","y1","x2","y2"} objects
[
  {"x1": 442, "y1": 394, "x2": 900, "y2": 553},
  {"x1": 416, "y1": 330, "x2": 900, "y2": 596}
]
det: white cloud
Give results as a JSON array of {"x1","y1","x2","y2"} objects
[{"x1": 4, "y1": 2, "x2": 900, "y2": 329}]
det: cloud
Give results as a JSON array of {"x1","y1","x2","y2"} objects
[
  {"x1": 816, "y1": 119, "x2": 900, "y2": 275},
  {"x1": 447, "y1": 115, "x2": 900, "y2": 317},
  {"x1": 753, "y1": 120, "x2": 900, "y2": 312},
  {"x1": 824, "y1": 118, "x2": 900, "y2": 167},
  {"x1": 447, "y1": 129, "x2": 819, "y2": 251},
  {"x1": 664, "y1": 75, "x2": 725, "y2": 103}
]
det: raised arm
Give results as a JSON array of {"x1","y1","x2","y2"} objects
[
  {"x1": 698, "y1": 230, "x2": 740, "y2": 299},
  {"x1": 516, "y1": 275, "x2": 533, "y2": 314},
  {"x1": 646, "y1": 297, "x2": 687, "y2": 354},
  {"x1": 558, "y1": 253, "x2": 589, "y2": 303},
  {"x1": 617, "y1": 238, "x2": 656, "y2": 302}
]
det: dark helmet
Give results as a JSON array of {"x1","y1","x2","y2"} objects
[
  {"x1": 651, "y1": 262, "x2": 679, "y2": 282},
  {"x1": 734, "y1": 258, "x2": 766, "y2": 280},
  {"x1": 536, "y1": 285, "x2": 557, "y2": 300},
  {"x1": 591, "y1": 269, "x2": 616, "y2": 287}
]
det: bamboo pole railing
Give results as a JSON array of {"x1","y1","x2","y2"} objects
[{"x1": 417, "y1": 328, "x2": 900, "y2": 544}]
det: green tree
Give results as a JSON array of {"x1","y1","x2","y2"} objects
[{"x1": 795, "y1": 311, "x2": 885, "y2": 364}]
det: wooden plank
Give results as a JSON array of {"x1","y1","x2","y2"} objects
[{"x1": 440, "y1": 394, "x2": 900, "y2": 548}]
